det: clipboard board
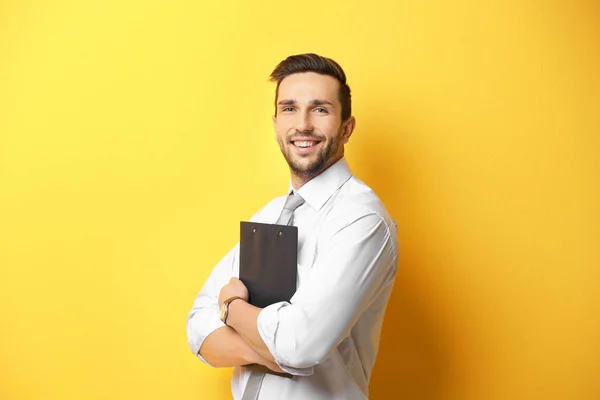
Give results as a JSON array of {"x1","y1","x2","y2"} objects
[{"x1": 239, "y1": 221, "x2": 298, "y2": 308}]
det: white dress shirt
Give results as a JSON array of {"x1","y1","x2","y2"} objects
[{"x1": 187, "y1": 157, "x2": 399, "y2": 399}]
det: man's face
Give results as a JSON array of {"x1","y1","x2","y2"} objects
[{"x1": 273, "y1": 72, "x2": 354, "y2": 181}]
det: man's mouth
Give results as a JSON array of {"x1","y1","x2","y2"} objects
[{"x1": 292, "y1": 140, "x2": 319, "y2": 148}]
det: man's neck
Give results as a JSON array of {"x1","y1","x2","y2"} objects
[{"x1": 290, "y1": 154, "x2": 343, "y2": 191}]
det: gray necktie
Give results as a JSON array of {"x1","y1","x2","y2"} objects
[
  {"x1": 241, "y1": 193, "x2": 304, "y2": 400},
  {"x1": 276, "y1": 193, "x2": 305, "y2": 225}
]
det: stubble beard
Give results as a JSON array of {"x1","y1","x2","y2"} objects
[{"x1": 277, "y1": 128, "x2": 342, "y2": 182}]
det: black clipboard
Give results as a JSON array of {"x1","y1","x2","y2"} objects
[{"x1": 239, "y1": 221, "x2": 298, "y2": 308}]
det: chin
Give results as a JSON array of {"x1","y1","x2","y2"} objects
[{"x1": 289, "y1": 158, "x2": 326, "y2": 178}]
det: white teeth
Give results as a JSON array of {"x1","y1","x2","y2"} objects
[{"x1": 295, "y1": 141, "x2": 315, "y2": 148}]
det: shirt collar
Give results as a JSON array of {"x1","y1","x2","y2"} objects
[{"x1": 287, "y1": 157, "x2": 353, "y2": 211}]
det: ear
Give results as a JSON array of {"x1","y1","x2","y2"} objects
[{"x1": 340, "y1": 116, "x2": 356, "y2": 144}]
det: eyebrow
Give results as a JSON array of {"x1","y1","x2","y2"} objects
[{"x1": 277, "y1": 99, "x2": 334, "y2": 107}]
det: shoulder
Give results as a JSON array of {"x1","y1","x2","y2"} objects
[
  {"x1": 329, "y1": 176, "x2": 396, "y2": 229},
  {"x1": 248, "y1": 195, "x2": 287, "y2": 223},
  {"x1": 320, "y1": 176, "x2": 399, "y2": 249}
]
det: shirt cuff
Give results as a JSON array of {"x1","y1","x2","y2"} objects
[{"x1": 257, "y1": 301, "x2": 314, "y2": 376}]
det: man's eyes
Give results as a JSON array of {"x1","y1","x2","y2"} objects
[{"x1": 280, "y1": 107, "x2": 328, "y2": 113}]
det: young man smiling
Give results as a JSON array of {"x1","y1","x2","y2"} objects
[{"x1": 187, "y1": 53, "x2": 399, "y2": 399}]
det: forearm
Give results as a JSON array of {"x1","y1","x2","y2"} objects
[
  {"x1": 199, "y1": 325, "x2": 267, "y2": 368},
  {"x1": 227, "y1": 299, "x2": 274, "y2": 362}
]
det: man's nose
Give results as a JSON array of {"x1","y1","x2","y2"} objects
[{"x1": 295, "y1": 112, "x2": 314, "y2": 132}]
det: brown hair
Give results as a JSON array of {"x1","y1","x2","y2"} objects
[{"x1": 269, "y1": 53, "x2": 352, "y2": 121}]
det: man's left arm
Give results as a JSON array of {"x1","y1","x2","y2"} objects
[{"x1": 221, "y1": 212, "x2": 398, "y2": 370}]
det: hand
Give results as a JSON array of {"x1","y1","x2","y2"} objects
[
  {"x1": 218, "y1": 277, "x2": 249, "y2": 308},
  {"x1": 263, "y1": 359, "x2": 286, "y2": 374},
  {"x1": 243, "y1": 349, "x2": 286, "y2": 374}
]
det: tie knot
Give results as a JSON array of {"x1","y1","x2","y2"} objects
[
  {"x1": 275, "y1": 193, "x2": 305, "y2": 226},
  {"x1": 283, "y1": 194, "x2": 305, "y2": 212}
]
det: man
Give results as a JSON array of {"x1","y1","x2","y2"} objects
[{"x1": 186, "y1": 53, "x2": 399, "y2": 399}]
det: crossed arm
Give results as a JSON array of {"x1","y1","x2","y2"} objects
[
  {"x1": 199, "y1": 277, "x2": 280, "y2": 371},
  {"x1": 186, "y1": 212, "x2": 397, "y2": 374},
  {"x1": 198, "y1": 324, "x2": 282, "y2": 371},
  {"x1": 185, "y1": 240, "x2": 278, "y2": 371}
]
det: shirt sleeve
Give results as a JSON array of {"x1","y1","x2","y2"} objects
[
  {"x1": 186, "y1": 199, "x2": 282, "y2": 365},
  {"x1": 186, "y1": 242, "x2": 239, "y2": 365},
  {"x1": 256, "y1": 211, "x2": 398, "y2": 370}
]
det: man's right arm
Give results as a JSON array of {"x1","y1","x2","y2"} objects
[
  {"x1": 186, "y1": 243, "x2": 243, "y2": 366},
  {"x1": 200, "y1": 325, "x2": 282, "y2": 371},
  {"x1": 186, "y1": 242, "x2": 282, "y2": 371}
]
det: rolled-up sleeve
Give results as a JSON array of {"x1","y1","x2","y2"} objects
[
  {"x1": 187, "y1": 203, "x2": 273, "y2": 365},
  {"x1": 258, "y1": 301, "x2": 315, "y2": 376},
  {"x1": 186, "y1": 243, "x2": 239, "y2": 365},
  {"x1": 256, "y1": 211, "x2": 398, "y2": 370}
]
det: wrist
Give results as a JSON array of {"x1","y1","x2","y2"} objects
[
  {"x1": 226, "y1": 297, "x2": 244, "y2": 328},
  {"x1": 220, "y1": 296, "x2": 244, "y2": 326}
]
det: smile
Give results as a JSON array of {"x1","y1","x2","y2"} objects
[{"x1": 293, "y1": 141, "x2": 319, "y2": 148}]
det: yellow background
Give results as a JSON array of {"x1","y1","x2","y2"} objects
[{"x1": 1, "y1": 1, "x2": 598, "y2": 399}]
